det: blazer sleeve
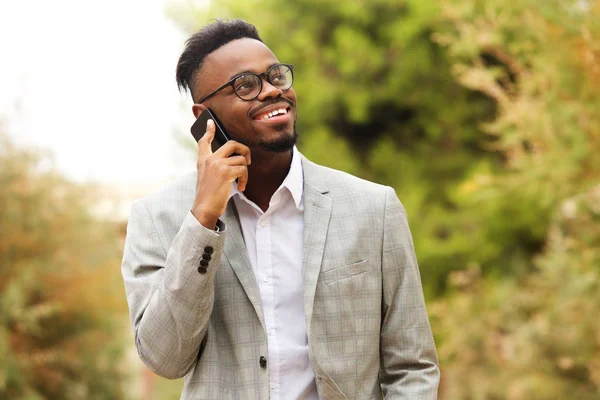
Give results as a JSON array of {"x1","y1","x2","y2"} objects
[
  {"x1": 379, "y1": 186, "x2": 440, "y2": 398},
  {"x1": 121, "y1": 199, "x2": 226, "y2": 379}
]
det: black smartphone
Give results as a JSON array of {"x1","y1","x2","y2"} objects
[{"x1": 190, "y1": 108, "x2": 231, "y2": 152}]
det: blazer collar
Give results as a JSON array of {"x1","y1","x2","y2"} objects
[
  {"x1": 300, "y1": 154, "x2": 329, "y2": 195},
  {"x1": 299, "y1": 155, "x2": 332, "y2": 338}
]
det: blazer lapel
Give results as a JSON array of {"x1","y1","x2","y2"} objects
[
  {"x1": 221, "y1": 200, "x2": 266, "y2": 330},
  {"x1": 301, "y1": 157, "x2": 332, "y2": 337},
  {"x1": 301, "y1": 158, "x2": 349, "y2": 398}
]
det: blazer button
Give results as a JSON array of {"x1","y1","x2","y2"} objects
[
  {"x1": 198, "y1": 266, "x2": 207, "y2": 274},
  {"x1": 202, "y1": 253, "x2": 211, "y2": 261},
  {"x1": 204, "y1": 246, "x2": 214, "y2": 254},
  {"x1": 199, "y1": 259, "x2": 209, "y2": 267},
  {"x1": 259, "y1": 356, "x2": 267, "y2": 368}
]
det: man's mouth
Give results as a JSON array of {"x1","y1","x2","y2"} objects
[
  {"x1": 251, "y1": 104, "x2": 293, "y2": 123},
  {"x1": 255, "y1": 107, "x2": 290, "y2": 120},
  {"x1": 250, "y1": 99, "x2": 294, "y2": 120}
]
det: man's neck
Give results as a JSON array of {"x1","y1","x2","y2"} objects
[{"x1": 243, "y1": 148, "x2": 293, "y2": 212}]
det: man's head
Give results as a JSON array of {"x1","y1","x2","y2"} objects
[{"x1": 176, "y1": 19, "x2": 297, "y2": 153}]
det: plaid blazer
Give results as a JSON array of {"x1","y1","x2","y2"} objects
[{"x1": 122, "y1": 155, "x2": 439, "y2": 399}]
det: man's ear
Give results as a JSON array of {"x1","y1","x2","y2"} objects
[{"x1": 192, "y1": 103, "x2": 207, "y2": 119}]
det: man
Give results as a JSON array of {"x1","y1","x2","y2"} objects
[{"x1": 122, "y1": 19, "x2": 439, "y2": 399}]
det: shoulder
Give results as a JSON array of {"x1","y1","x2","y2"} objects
[
  {"x1": 131, "y1": 171, "x2": 196, "y2": 219},
  {"x1": 301, "y1": 155, "x2": 395, "y2": 211}
]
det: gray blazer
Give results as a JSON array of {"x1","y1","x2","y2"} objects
[{"x1": 122, "y1": 155, "x2": 440, "y2": 399}]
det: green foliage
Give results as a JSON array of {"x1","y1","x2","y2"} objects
[
  {"x1": 431, "y1": 186, "x2": 600, "y2": 399},
  {"x1": 430, "y1": 0, "x2": 600, "y2": 397},
  {"x1": 168, "y1": 0, "x2": 599, "y2": 290},
  {"x1": 0, "y1": 134, "x2": 129, "y2": 400},
  {"x1": 166, "y1": 0, "x2": 600, "y2": 397},
  {"x1": 169, "y1": 0, "x2": 504, "y2": 293}
]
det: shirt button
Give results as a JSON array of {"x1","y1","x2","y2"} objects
[
  {"x1": 268, "y1": 329, "x2": 273, "y2": 336},
  {"x1": 262, "y1": 276, "x2": 268, "y2": 282},
  {"x1": 270, "y1": 383, "x2": 276, "y2": 390},
  {"x1": 260, "y1": 221, "x2": 265, "y2": 227}
]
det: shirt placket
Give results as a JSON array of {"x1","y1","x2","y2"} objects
[{"x1": 256, "y1": 210, "x2": 280, "y2": 398}]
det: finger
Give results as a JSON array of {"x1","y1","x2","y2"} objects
[
  {"x1": 198, "y1": 119, "x2": 216, "y2": 156},
  {"x1": 214, "y1": 140, "x2": 250, "y2": 159},
  {"x1": 231, "y1": 165, "x2": 249, "y2": 192},
  {"x1": 214, "y1": 140, "x2": 251, "y2": 165},
  {"x1": 223, "y1": 155, "x2": 249, "y2": 166}
]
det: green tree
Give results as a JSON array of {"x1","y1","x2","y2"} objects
[
  {"x1": 165, "y1": 0, "x2": 600, "y2": 397},
  {"x1": 431, "y1": 185, "x2": 600, "y2": 399},
  {"x1": 167, "y1": 0, "x2": 547, "y2": 295},
  {"x1": 0, "y1": 134, "x2": 129, "y2": 400},
  {"x1": 430, "y1": 0, "x2": 600, "y2": 397}
]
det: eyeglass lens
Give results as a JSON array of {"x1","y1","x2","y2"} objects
[{"x1": 233, "y1": 64, "x2": 293, "y2": 100}]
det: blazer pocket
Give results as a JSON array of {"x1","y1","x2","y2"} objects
[{"x1": 322, "y1": 259, "x2": 370, "y2": 285}]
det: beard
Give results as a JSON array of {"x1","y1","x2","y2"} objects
[
  {"x1": 256, "y1": 123, "x2": 298, "y2": 153},
  {"x1": 227, "y1": 122, "x2": 298, "y2": 153}
]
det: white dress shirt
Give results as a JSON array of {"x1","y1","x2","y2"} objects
[{"x1": 230, "y1": 147, "x2": 319, "y2": 399}]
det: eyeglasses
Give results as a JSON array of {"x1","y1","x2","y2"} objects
[{"x1": 197, "y1": 63, "x2": 294, "y2": 103}]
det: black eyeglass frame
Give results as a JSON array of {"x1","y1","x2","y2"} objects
[{"x1": 196, "y1": 63, "x2": 294, "y2": 104}]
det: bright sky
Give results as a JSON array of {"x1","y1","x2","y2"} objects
[{"x1": 0, "y1": 0, "x2": 201, "y2": 186}]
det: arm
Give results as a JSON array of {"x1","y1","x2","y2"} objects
[
  {"x1": 379, "y1": 186, "x2": 440, "y2": 398},
  {"x1": 121, "y1": 204, "x2": 225, "y2": 379},
  {"x1": 121, "y1": 119, "x2": 251, "y2": 379}
]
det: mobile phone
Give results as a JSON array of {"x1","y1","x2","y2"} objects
[{"x1": 190, "y1": 108, "x2": 231, "y2": 152}]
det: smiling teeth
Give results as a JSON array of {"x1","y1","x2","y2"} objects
[{"x1": 262, "y1": 108, "x2": 288, "y2": 119}]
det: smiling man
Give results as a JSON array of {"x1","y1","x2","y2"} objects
[{"x1": 121, "y1": 19, "x2": 439, "y2": 399}]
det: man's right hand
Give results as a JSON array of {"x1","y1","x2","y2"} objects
[{"x1": 191, "y1": 119, "x2": 251, "y2": 230}]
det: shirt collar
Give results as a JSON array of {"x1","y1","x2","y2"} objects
[{"x1": 229, "y1": 146, "x2": 304, "y2": 210}]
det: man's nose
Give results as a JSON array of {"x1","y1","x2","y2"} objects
[{"x1": 257, "y1": 78, "x2": 283, "y2": 101}]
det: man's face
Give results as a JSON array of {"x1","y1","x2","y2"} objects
[{"x1": 192, "y1": 38, "x2": 298, "y2": 153}]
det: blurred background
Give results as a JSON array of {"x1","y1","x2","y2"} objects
[{"x1": 1, "y1": 0, "x2": 598, "y2": 398}]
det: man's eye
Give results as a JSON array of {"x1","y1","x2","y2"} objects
[{"x1": 235, "y1": 79, "x2": 255, "y2": 93}]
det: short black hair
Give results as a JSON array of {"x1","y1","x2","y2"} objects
[{"x1": 176, "y1": 19, "x2": 262, "y2": 101}]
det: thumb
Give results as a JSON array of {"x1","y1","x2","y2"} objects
[{"x1": 199, "y1": 119, "x2": 216, "y2": 155}]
